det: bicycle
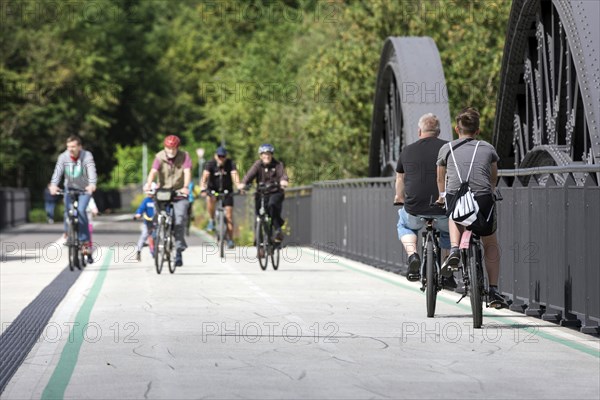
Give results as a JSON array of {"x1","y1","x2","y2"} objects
[
  {"x1": 153, "y1": 189, "x2": 184, "y2": 274},
  {"x1": 208, "y1": 190, "x2": 230, "y2": 259},
  {"x1": 394, "y1": 200, "x2": 445, "y2": 318},
  {"x1": 451, "y1": 190, "x2": 505, "y2": 328},
  {"x1": 253, "y1": 183, "x2": 281, "y2": 271},
  {"x1": 59, "y1": 187, "x2": 89, "y2": 271},
  {"x1": 455, "y1": 229, "x2": 486, "y2": 328}
]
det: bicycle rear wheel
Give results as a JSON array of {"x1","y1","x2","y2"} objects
[
  {"x1": 468, "y1": 243, "x2": 483, "y2": 328},
  {"x1": 256, "y1": 220, "x2": 268, "y2": 270},
  {"x1": 425, "y1": 236, "x2": 437, "y2": 318},
  {"x1": 154, "y1": 221, "x2": 165, "y2": 274},
  {"x1": 271, "y1": 243, "x2": 280, "y2": 270}
]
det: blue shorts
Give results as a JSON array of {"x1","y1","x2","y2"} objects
[{"x1": 397, "y1": 207, "x2": 451, "y2": 249}]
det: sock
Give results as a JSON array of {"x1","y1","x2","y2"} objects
[{"x1": 489, "y1": 285, "x2": 498, "y2": 292}]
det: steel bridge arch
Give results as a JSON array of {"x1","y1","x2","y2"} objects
[
  {"x1": 368, "y1": 37, "x2": 452, "y2": 177},
  {"x1": 493, "y1": 0, "x2": 600, "y2": 173}
]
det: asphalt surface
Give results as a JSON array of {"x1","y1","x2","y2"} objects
[{"x1": 0, "y1": 216, "x2": 599, "y2": 399}]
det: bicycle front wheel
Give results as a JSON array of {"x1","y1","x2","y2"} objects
[
  {"x1": 218, "y1": 213, "x2": 226, "y2": 259},
  {"x1": 468, "y1": 243, "x2": 483, "y2": 328},
  {"x1": 68, "y1": 244, "x2": 78, "y2": 271},
  {"x1": 68, "y1": 223, "x2": 80, "y2": 271},
  {"x1": 154, "y1": 221, "x2": 165, "y2": 274},
  {"x1": 425, "y1": 236, "x2": 436, "y2": 318},
  {"x1": 256, "y1": 220, "x2": 268, "y2": 270},
  {"x1": 167, "y1": 222, "x2": 176, "y2": 274},
  {"x1": 80, "y1": 249, "x2": 87, "y2": 269},
  {"x1": 271, "y1": 244, "x2": 280, "y2": 270}
]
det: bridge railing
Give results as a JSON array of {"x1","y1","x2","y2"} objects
[{"x1": 0, "y1": 188, "x2": 30, "y2": 230}]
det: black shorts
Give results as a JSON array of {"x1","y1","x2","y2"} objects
[
  {"x1": 208, "y1": 191, "x2": 234, "y2": 207},
  {"x1": 445, "y1": 193, "x2": 496, "y2": 237}
]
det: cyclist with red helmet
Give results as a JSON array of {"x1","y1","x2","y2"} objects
[
  {"x1": 238, "y1": 144, "x2": 289, "y2": 242},
  {"x1": 144, "y1": 135, "x2": 192, "y2": 267}
]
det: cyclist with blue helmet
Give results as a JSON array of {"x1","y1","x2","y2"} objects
[{"x1": 238, "y1": 144, "x2": 288, "y2": 242}]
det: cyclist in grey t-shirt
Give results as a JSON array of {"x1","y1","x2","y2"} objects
[{"x1": 436, "y1": 107, "x2": 507, "y2": 308}]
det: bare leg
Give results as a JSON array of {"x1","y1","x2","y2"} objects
[
  {"x1": 448, "y1": 218, "x2": 463, "y2": 248},
  {"x1": 400, "y1": 234, "x2": 418, "y2": 256},
  {"x1": 206, "y1": 196, "x2": 216, "y2": 220},
  {"x1": 482, "y1": 233, "x2": 500, "y2": 286}
]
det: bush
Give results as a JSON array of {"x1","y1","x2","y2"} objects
[
  {"x1": 191, "y1": 197, "x2": 255, "y2": 246},
  {"x1": 29, "y1": 204, "x2": 64, "y2": 223},
  {"x1": 29, "y1": 208, "x2": 48, "y2": 223}
]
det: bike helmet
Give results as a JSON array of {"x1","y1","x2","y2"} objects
[
  {"x1": 216, "y1": 146, "x2": 227, "y2": 156},
  {"x1": 258, "y1": 143, "x2": 274, "y2": 154},
  {"x1": 164, "y1": 135, "x2": 181, "y2": 148}
]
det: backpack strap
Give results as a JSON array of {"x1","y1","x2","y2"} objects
[
  {"x1": 449, "y1": 141, "x2": 480, "y2": 183},
  {"x1": 444, "y1": 138, "x2": 473, "y2": 164}
]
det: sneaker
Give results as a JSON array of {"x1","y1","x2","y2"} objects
[
  {"x1": 406, "y1": 253, "x2": 421, "y2": 282},
  {"x1": 206, "y1": 220, "x2": 215, "y2": 232},
  {"x1": 227, "y1": 239, "x2": 235, "y2": 249},
  {"x1": 441, "y1": 274, "x2": 458, "y2": 289},
  {"x1": 175, "y1": 251, "x2": 183, "y2": 267},
  {"x1": 273, "y1": 228, "x2": 284, "y2": 243},
  {"x1": 87, "y1": 255, "x2": 94, "y2": 264},
  {"x1": 47, "y1": 218, "x2": 54, "y2": 224},
  {"x1": 441, "y1": 248, "x2": 461, "y2": 277},
  {"x1": 488, "y1": 288, "x2": 509, "y2": 309},
  {"x1": 136, "y1": 251, "x2": 141, "y2": 262}
]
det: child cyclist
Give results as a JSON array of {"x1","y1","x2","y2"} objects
[{"x1": 134, "y1": 184, "x2": 157, "y2": 262}]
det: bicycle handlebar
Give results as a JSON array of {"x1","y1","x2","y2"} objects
[{"x1": 56, "y1": 187, "x2": 88, "y2": 196}]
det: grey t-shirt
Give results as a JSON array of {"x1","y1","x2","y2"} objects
[{"x1": 437, "y1": 138, "x2": 499, "y2": 195}]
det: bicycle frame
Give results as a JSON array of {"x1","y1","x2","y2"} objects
[
  {"x1": 210, "y1": 190, "x2": 229, "y2": 258},
  {"x1": 62, "y1": 188, "x2": 88, "y2": 271},
  {"x1": 154, "y1": 191, "x2": 177, "y2": 274},
  {"x1": 419, "y1": 221, "x2": 442, "y2": 288},
  {"x1": 254, "y1": 184, "x2": 281, "y2": 270}
]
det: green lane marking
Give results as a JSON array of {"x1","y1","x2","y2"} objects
[
  {"x1": 303, "y1": 248, "x2": 600, "y2": 359},
  {"x1": 41, "y1": 249, "x2": 114, "y2": 400}
]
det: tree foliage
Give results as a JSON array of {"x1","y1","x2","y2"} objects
[{"x1": 1, "y1": 0, "x2": 510, "y2": 195}]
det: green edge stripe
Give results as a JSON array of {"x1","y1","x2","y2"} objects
[
  {"x1": 41, "y1": 249, "x2": 114, "y2": 400},
  {"x1": 304, "y1": 248, "x2": 600, "y2": 359}
]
